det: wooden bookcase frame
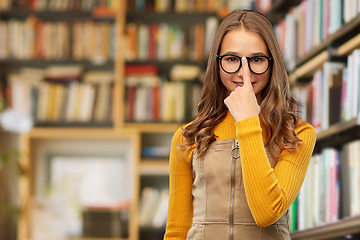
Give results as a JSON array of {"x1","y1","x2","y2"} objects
[{"x1": 0, "y1": 0, "x2": 359, "y2": 240}]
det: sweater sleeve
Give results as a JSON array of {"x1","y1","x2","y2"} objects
[
  {"x1": 235, "y1": 116, "x2": 316, "y2": 227},
  {"x1": 163, "y1": 126, "x2": 194, "y2": 240}
]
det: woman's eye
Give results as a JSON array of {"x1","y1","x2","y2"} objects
[
  {"x1": 251, "y1": 57, "x2": 264, "y2": 63},
  {"x1": 225, "y1": 57, "x2": 238, "y2": 62}
]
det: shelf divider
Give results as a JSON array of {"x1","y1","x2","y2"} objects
[
  {"x1": 337, "y1": 32, "x2": 360, "y2": 56},
  {"x1": 289, "y1": 50, "x2": 328, "y2": 83},
  {"x1": 291, "y1": 216, "x2": 360, "y2": 240}
]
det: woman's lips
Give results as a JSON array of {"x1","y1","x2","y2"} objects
[{"x1": 234, "y1": 82, "x2": 255, "y2": 87}]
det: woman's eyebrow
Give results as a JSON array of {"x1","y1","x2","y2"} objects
[
  {"x1": 251, "y1": 52, "x2": 267, "y2": 56},
  {"x1": 221, "y1": 51, "x2": 240, "y2": 55},
  {"x1": 220, "y1": 51, "x2": 268, "y2": 56}
]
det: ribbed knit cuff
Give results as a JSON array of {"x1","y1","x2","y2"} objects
[
  {"x1": 235, "y1": 116, "x2": 262, "y2": 140},
  {"x1": 234, "y1": 116, "x2": 265, "y2": 159}
]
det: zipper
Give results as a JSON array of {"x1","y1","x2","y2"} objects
[{"x1": 230, "y1": 139, "x2": 240, "y2": 240}]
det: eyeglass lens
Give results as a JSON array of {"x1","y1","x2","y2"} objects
[{"x1": 220, "y1": 55, "x2": 270, "y2": 74}]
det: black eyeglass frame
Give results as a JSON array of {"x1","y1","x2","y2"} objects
[{"x1": 216, "y1": 54, "x2": 274, "y2": 75}]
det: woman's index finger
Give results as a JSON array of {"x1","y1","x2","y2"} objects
[{"x1": 241, "y1": 57, "x2": 252, "y2": 87}]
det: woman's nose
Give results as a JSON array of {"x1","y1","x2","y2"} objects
[{"x1": 237, "y1": 64, "x2": 244, "y2": 76}]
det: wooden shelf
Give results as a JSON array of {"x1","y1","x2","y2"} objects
[
  {"x1": 125, "y1": 123, "x2": 181, "y2": 133},
  {"x1": 26, "y1": 235, "x2": 129, "y2": 239},
  {"x1": 316, "y1": 117, "x2": 359, "y2": 141},
  {"x1": 289, "y1": 50, "x2": 329, "y2": 83},
  {"x1": 264, "y1": 0, "x2": 302, "y2": 24},
  {"x1": 289, "y1": 31, "x2": 360, "y2": 83},
  {"x1": 139, "y1": 226, "x2": 166, "y2": 233},
  {"x1": 291, "y1": 216, "x2": 360, "y2": 240},
  {"x1": 33, "y1": 121, "x2": 113, "y2": 128},
  {"x1": 337, "y1": 32, "x2": 360, "y2": 56},
  {"x1": 289, "y1": 14, "x2": 360, "y2": 83},
  {"x1": 141, "y1": 157, "x2": 169, "y2": 161},
  {"x1": 0, "y1": 59, "x2": 114, "y2": 70},
  {"x1": 0, "y1": 9, "x2": 115, "y2": 20},
  {"x1": 126, "y1": 60, "x2": 206, "y2": 77},
  {"x1": 27, "y1": 127, "x2": 138, "y2": 139},
  {"x1": 139, "y1": 160, "x2": 169, "y2": 176},
  {"x1": 68, "y1": 238, "x2": 128, "y2": 240},
  {"x1": 29, "y1": 238, "x2": 129, "y2": 240},
  {"x1": 314, "y1": 117, "x2": 360, "y2": 152},
  {"x1": 126, "y1": 11, "x2": 218, "y2": 24},
  {"x1": 295, "y1": 13, "x2": 360, "y2": 67}
]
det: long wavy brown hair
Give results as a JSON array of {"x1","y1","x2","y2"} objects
[{"x1": 181, "y1": 9, "x2": 304, "y2": 160}]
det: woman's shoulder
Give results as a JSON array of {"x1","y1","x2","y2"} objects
[
  {"x1": 171, "y1": 122, "x2": 195, "y2": 165},
  {"x1": 171, "y1": 122, "x2": 195, "y2": 151},
  {"x1": 172, "y1": 122, "x2": 192, "y2": 141},
  {"x1": 295, "y1": 118, "x2": 316, "y2": 137}
]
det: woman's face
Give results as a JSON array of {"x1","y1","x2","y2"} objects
[{"x1": 218, "y1": 28, "x2": 271, "y2": 98}]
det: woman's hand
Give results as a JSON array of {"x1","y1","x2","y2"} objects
[{"x1": 224, "y1": 57, "x2": 260, "y2": 122}]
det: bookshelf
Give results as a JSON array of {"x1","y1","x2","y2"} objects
[
  {"x1": 0, "y1": 1, "x2": 139, "y2": 240},
  {"x1": 17, "y1": 128, "x2": 141, "y2": 240},
  {"x1": 123, "y1": 1, "x2": 223, "y2": 237},
  {"x1": 1, "y1": 1, "x2": 360, "y2": 240},
  {"x1": 315, "y1": 116, "x2": 360, "y2": 151},
  {"x1": 139, "y1": 160, "x2": 169, "y2": 176},
  {"x1": 289, "y1": 30, "x2": 360, "y2": 83},
  {"x1": 262, "y1": 0, "x2": 302, "y2": 23},
  {"x1": 278, "y1": 0, "x2": 360, "y2": 239},
  {"x1": 291, "y1": 215, "x2": 360, "y2": 240}
]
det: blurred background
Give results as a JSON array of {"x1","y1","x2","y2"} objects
[{"x1": 1, "y1": 0, "x2": 360, "y2": 240}]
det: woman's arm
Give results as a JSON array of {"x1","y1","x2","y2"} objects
[
  {"x1": 235, "y1": 116, "x2": 316, "y2": 227},
  {"x1": 164, "y1": 127, "x2": 194, "y2": 240}
]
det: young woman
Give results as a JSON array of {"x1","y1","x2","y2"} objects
[{"x1": 163, "y1": 10, "x2": 316, "y2": 240}]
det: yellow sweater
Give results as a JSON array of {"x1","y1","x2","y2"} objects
[{"x1": 164, "y1": 112, "x2": 316, "y2": 239}]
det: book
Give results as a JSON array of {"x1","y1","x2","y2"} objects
[
  {"x1": 83, "y1": 71, "x2": 114, "y2": 85},
  {"x1": 138, "y1": 187, "x2": 159, "y2": 226},
  {"x1": 151, "y1": 189, "x2": 169, "y2": 228},
  {"x1": 45, "y1": 65, "x2": 83, "y2": 82},
  {"x1": 138, "y1": 187, "x2": 169, "y2": 228},
  {"x1": 321, "y1": 62, "x2": 345, "y2": 130}
]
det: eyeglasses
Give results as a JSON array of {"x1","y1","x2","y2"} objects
[{"x1": 217, "y1": 54, "x2": 273, "y2": 75}]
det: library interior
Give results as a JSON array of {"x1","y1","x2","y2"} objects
[{"x1": 0, "y1": 0, "x2": 360, "y2": 240}]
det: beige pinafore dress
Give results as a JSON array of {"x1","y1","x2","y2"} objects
[{"x1": 186, "y1": 138, "x2": 291, "y2": 240}]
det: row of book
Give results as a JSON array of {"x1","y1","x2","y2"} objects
[
  {"x1": 125, "y1": 77, "x2": 201, "y2": 123},
  {"x1": 4, "y1": 67, "x2": 114, "y2": 123},
  {"x1": 141, "y1": 146, "x2": 171, "y2": 158},
  {"x1": 292, "y1": 49, "x2": 360, "y2": 133},
  {"x1": 0, "y1": 17, "x2": 115, "y2": 62},
  {"x1": 138, "y1": 187, "x2": 169, "y2": 228},
  {"x1": 124, "y1": 64, "x2": 201, "y2": 123},
  {"x1": 125, "y1": 17, "x2": 218, "y2": 62},
  {"x1": 0, "y1": 0, "x2": 120, "y2": 11},
  {"x1": 128, "y1": 0, "x2": 271, "y2": 14},
  {"x1": 82, "y1": 208, "x2": 129, "y2": 238},
  {"x1": 289, "y1": 140, "x2": 360, "y2": 232},
  {"x1": 275, "y1": 0, "x2": 360, "y2": 71},
  {"x1": 0, "y1": 0, "x2": 273, "y2": 14}
]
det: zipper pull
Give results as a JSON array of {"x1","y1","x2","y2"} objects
[{"x1": 231, "y1": 139, "x2": 240, "y2": 159}]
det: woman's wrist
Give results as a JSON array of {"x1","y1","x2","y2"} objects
[{"x1": 235, "y1": 116, "x2": 262, "y2": 139}]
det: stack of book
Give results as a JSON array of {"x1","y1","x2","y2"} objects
[
  {"x1": 138, "y1": 187, "x2": 169, "y2": 228},
  {"x1": 127, "y1": 0, "x2": 256, "y2": 14},
  {"x1": 125, "y1": 16, "x2": 218, "y2": 62},
  {"x1": 274, "y1": 0, "x2": 360, "y2": 71},
  {"x1": 6, "y1": 67, "x2": 113, "y2": 123},
  {"x1": 292, "y1": 50, "x2": 360, "y2": 133},
  {"x1": 292, "y1": 140, "x2": 360, "y2": 232},
  {"x1": 0, "y1": 17, "x2": 115, "y2": 62},
  {"x1": 125, "y1": 64, "x2": 201, "y2": 123},
  {"x1": 0, "y1": 0, "x2": 120, "y2": 11}
]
